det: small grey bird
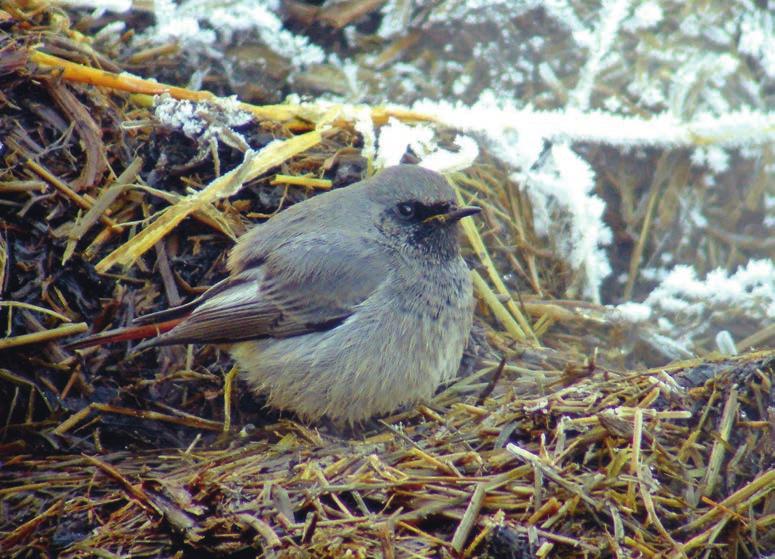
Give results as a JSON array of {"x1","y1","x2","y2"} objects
[{"x1": 70, "y1": 165, "x2": 480, "y2": 424}]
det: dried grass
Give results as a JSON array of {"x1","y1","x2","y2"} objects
[{"x1": 1, "y1": 3, "x2": 773, "y2": 558}]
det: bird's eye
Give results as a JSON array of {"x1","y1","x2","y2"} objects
[{"x1": 397, "y1": 203, "x2": 415, "y2": 219}]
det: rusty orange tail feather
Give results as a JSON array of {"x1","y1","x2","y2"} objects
[{"x1": 65, "y1": 318, "x2": 185, "y2": 350}]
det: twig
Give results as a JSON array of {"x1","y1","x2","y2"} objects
[
  {"x1": 451, "y1": 483, "x2": 487, "y2": 553},
  {"x1": 0, "y1": 301, "x2": 71, "y2": 323},
  {"x1": 96, "y1": 131, "x2": 322, "y2": 273},
  {"x1": 223, "y1": 366, "x2": 239, "y2": 433},
  {"x1": 0, "y1": 322, "x2": 87, "y2": 350},
  {"x1": 701, "y1": 388, "x2": 738, "y2": 497},
  {"x1": 476, "y1": 355, "x2": 507, "y2": 405},
  {"x1": 25, "y1": 159, "x2": 120, "y2": 231},
  {"x1": 271, "y1": 174, "x2": 332, "y2": 190},
  {"x1": 82, "y1": 454, "x2": 161, "y2": 515}
]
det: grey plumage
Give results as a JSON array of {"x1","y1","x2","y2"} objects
[{"x1": 138, "y1": 165, "x2": 478, "y2": 424}]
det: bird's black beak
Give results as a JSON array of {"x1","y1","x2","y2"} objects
[
  {"x1": 446, "y1": 205, "x2": 482, "y2": 222},
  {"x1": 423, "y1": 205, "x2": 481, "y2": 225}
]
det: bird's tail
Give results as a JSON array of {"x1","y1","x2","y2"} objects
[{"x1": 64, "y1": 318, "x2": 184, "y2": 350}]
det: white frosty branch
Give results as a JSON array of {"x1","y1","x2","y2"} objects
[
  {"x1": 569, "y1": 0, "x2": 632, "y2": 110},
  {"x1": 411, "y1": 101, "x2": 775, "y2": 150}
]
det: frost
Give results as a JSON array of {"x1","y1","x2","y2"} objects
[
  {"x1": 154, "y1": 95, "x2": 253, "y2": 148},
  {"x1": 539, "y1": 0, "x2": 594, "y2": 49},
  {"x1": 522, "y1": 144, "x2": 613, "y2": 302},
  {"x1": 155, "y1": 97, "x2": 204, "y2": 137},
  {"x1": 373, "y1": 121, "x2": 479, "y2": 174},
  {"x1": 424, "y1": 0, "x2": 535, "y2": 30},
  {"x1": 679, "y1": 14, "x2": 701, "y2": 38},
  {"x1": 691, "y1": 146, "x2": 730, "y2": 174},
  {"x1": 144, "y1": 0, "x2": 324, "y2": 67},
  {"x1": 569, "y1": 0, "x2": 632, "y2": 111},
  {"x1": 628, "y1": 78, "x2": 666, "y2": 108},
  {"x1": 420, "y1": 136, "x2": 480, "y2": 173},
  {"x1": 613, "y1": 260, "x2": 775, "y2": 355},
  {"x1": 378, "y1": 0, "x2": 413, "y2": 39},
  {"x1": 413, "y1": 99, "x2": 775, "y2": 152},
  {"x1": 687, "y1": 208, "x2": 708, "y2": 228},
  {"x1": 451, "y1": 74, "x2": 471, "y2": 96},
  {"x1": 623, "y1": 1, "x2": 662, "y2": 32},
  {"x1": 715, "y1": 330, "x2": 737, "y2": 355},
  {"x1": 58, "y1": 0, "x2": 131, "y2": 12},
  {"x1": 351, "y1": 108, "x2": 377, "y2": 163},
  {"x1": 705, "y1": 146, "x2": 729, "y2": 174},
  {"x1": 374, "y1": 119, "x2": 436, "y2": 169},
  {"x1": 409, "y1": 93, "x2": 772, "y2": 301},
  {"x1": 615, "y1": 301, "x2": 652, "y2": 322},
  {"x1": 154, "y1": 16, "x2": 213, "y2": 46},
  {"x1": 739, "y1": 10, "x2": 775, "y2": 78},
  {"x1": 669, "y1": 53, "x2": 738, "y2": 119}
]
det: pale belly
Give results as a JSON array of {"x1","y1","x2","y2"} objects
[{"x1": 230, "y1": 278, "x2": 472, "y2": 424}]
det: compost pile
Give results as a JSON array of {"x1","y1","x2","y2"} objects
[{"x1": 1, "y1": 3, "x2": 773, "y2": 558}]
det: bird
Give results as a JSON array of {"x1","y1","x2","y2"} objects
[{"x1": 68, "y1": 165, "x2": 480, "y2": 424}]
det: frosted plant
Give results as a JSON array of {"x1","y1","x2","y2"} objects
[
  {"x1": 153, "y1": 94, "x2": 253, "y2": 151},
  {"x1": 130, "y1": 0, "x2": 325, "y2": 92},
  {"x1": 614, "y1": 260, "x2": 775, "y2": 357}
]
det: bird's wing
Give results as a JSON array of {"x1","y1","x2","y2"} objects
[
  {"x1": 133, "y1": 274, "x2": 236, "y2": 325},
  {"x1": 147, "y1": 232, "x2": 390, "y2": 346}
]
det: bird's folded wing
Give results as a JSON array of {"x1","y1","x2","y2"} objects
[
  {"x1": 148, "y1": 232, "x2": 390, "y2": 345},
  {"x1": 133, "y1": 274, "x2": 243, "y2": 325}
]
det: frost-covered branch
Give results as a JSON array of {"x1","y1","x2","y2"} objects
[
  {"x1": 569, "y1": 0, "x2": 632, "y2": 110},
  {"x1": 411, "y1": 100, "x2": 775, "y2": 150},
  {"x1": 615, "y1": 260, "x2": 775, "y2": 358}
]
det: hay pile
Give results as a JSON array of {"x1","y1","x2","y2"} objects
[{"x1": 1, "y1": 3, "x2": 773, "y2": 558}]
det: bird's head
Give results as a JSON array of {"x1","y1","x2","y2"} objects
[{"x1": 366, "y1": 165, "x2": 480, "y2": 261}]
